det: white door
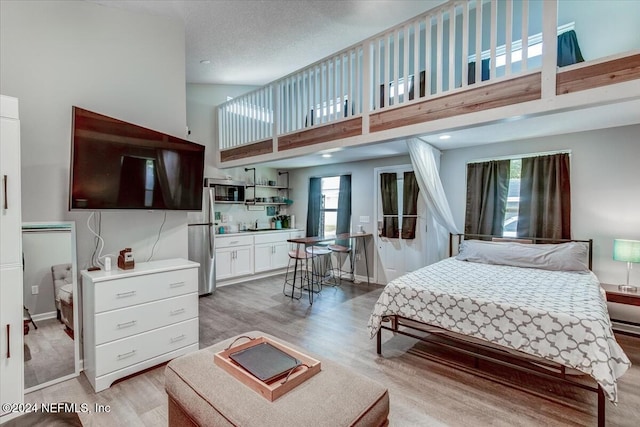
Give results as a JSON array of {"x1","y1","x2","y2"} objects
[
  {"x1": 215, "y1": 248, "x2": 233, "y2": 280},
  {"x1": 254, "y1": 244, "x2": 273, "y2": 273},
  {"x1": 374, "y1": 165, "x2": 427, "y2": 284},
  {"x1": 233, "y1": 246, "x2": 254, "y2": 277},
  {"x1": 272, "y1": 242, "x2": 290, "y2": 270},
  {"x1": 1, "y1": 110, "x2": 22, "y2": 266},
  {"x1": 0, "y1": 267, "x2": 24, "y2": 415}
]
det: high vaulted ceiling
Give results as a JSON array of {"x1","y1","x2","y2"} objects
[
  {"x1": 87, "y1": 0, "x2": 640, "y2": 168},
  {"x1": 88, "y1": 0, "x2": 446, "y2": 85}
]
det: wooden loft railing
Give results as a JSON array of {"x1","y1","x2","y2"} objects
[{"x1": 217, "y1": 0, "x2": 640, "y2": 165}]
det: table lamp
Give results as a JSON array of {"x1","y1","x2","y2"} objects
[{"x1": 613, "y1": 239, "x2": 640, "y2": 292}]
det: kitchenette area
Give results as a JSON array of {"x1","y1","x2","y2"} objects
[
  {"x1": 214, "y1": 228, "x2": 305, "y2": 284},
  {"x1": 188, "y1": 167, "x2": 304, "y2": 291}
]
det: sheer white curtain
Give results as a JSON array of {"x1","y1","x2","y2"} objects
[{"x1": 406, "y1": 137, "x2": 460, "y2": 264}]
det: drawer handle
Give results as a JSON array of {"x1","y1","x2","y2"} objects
[
  {"x1": 116, "y1": 290, "x2": 136, "y2": 298},
  {"x1": 3, "y1": 175, "x2": 7, "y2": 210},
  {"x1": 170, "y1": 334, "x2": 186, "y2": 343},
  {"x1": 117, "y1": 320, "x2": 137, "y2": 329},
  {"x1": 230, "y1": 241, "x2": 239, "y2": 245},
  {"x1": 117, "y1": 349, "x2": 136, "y2": 360},
  {"x1": 170, "y1": 308, "x2": 186, "y2": 316},
  {"x1": 169, "y1": 282, "x2": 185, "y2": 288}
]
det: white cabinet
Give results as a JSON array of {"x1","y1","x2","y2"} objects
[
  {"x1": 82, "y1": 259, "x2": 199, "y2": 392},
  {"x1": 0, "y1": 97, "x2": 22, "y2": 266},
  {"x1": 1, "y1": 95, "x2": 23, "y2": 422},
  {"x1": 254, "y1": 232, "x2": 291, "y2": 272},
  {"x1": 215, "y1": 235, "x2": 254, "y2": 280},
  {"x1": 214, "y1": 230, "x2": 305, "y2": 283}
]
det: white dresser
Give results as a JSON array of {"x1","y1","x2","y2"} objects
[{"x1": 81, "y1": 258, "x2": 199, "y2": 392}]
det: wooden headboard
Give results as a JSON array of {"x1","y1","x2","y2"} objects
[{"x1": 449, "y1": 233, "x2": 594, "y2": 271}]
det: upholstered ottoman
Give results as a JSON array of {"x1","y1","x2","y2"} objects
[{"x1": 165, "y1": 331, "x2": 389, "y2": 426}]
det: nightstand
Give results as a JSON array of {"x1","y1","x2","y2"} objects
[{"x1": 601, "y1": 283, "x2": 640, "y2": 306}]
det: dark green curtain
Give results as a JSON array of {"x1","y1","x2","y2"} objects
[
  {"x1": 306, "y1": 177, "x2": 321, "y2": 237},
  {"x1": 464, "y1": 160, "x2": 510, "y2": 236},
  {"x1": 401, "y1": 172, "x2": 419, "y2": 239},
  {"x1": 380, "y1": 173, "x2": 399, "y2": 238},
  {"x1": 335, "y1": 175, "x2": 352, "y2": 247},
  {"x1": 517, "y1": 153, "x2": 571, "y2": 240},
  {"x1": 557, "y1": 30, "x2": 584, "y2": 67}
]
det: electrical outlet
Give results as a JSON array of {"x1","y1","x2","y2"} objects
[{"x1": 31, "y1": 285, "x2": 39, "y2": 295}]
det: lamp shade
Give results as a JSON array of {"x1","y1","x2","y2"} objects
[{"x1": 613, "y1": 239, "x2": 640, "y2": 263}]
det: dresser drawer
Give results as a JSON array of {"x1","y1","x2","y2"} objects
[
  {"x1": 94, "y1": 293, "x2": 198, "y2": 345},
  {"x1": 93, "y1": 268, "x2": 197, "y2": 313},
  {"x1": 95, "y1": 318, "x2": 198, "y2": 377}
]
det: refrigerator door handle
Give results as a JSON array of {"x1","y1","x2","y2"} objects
[{"x1": 208, "y1": 188, "x2": 215, "y2": 255}]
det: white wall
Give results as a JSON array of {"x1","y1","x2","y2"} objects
[
  {"x1": 22, "y1": 230, "x2": 72, "y2": 316},
  {"x1": 289, "y1": 154, "x2": 412, "y2": 282},
  {"x1": 187, "y1": 83, "x2": 296, "y2": 229},
  {"x1": 440, "y1": 124, "x2": 640, "y2": 323},
  {"x1": 558, "y1": 0, "x2": 640, "y2": 61},
  {"x1": 186, "y1": 83, "x2": 258, "y2": 178},
  {"x1": 1, "y1": 1, "x2": 188, "y2": 268}
]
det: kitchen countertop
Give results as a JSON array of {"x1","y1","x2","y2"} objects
[{"x1": 215, "y1": 228, "x2": 303, "y2": 237}]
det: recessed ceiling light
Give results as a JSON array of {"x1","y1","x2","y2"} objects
[
  {"x1": 439, "y1": 134, "x2": 451, "y2": 140},
  {"x1": 322, "y1": 154, "x2": 332, "y2": 158},
  {"x1": 200, "y1": 60, "x2": 211, "y2": 64}
]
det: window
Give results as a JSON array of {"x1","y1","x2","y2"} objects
[
  {"x1": 503, "y1": 159, "x2": 521, "y2": 237},
  {"x1": 379, "y1": 171, "x2": 420, "y2": 239},
  {"x1": 467, "y1": 23, "x2": 575, "y2": 69},
  {"x1": 144, "y1": 159, "x2": 155, "y2": 208},
  {"x1": 464, "y1": 153, "x2": 571, "y2": 240},
  {"x1": 306, "y1": 175, "x2": 351, "y2": 238},
  {"x1": 320, "y1": 176, "x2": 340, "y2": 236}
]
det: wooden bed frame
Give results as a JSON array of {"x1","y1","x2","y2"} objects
[{"x1": 376, "y1": 234, "x2": 605, "y2": 426}]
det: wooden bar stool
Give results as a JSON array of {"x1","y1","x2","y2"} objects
[
  {"x1": 283, "y1": 248, "x2": 316, "y2": 304},
  {"x1": 328, "y1": 244, "x2": 352, "y2": 286}
]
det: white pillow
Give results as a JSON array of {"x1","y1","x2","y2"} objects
[{"x1": 456, "y1": 240, "x2": 590, "y2": 272}]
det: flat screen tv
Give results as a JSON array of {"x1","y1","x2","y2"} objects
[{"x1": 69, "y1": 107, "x2": 205, "y2": 211}]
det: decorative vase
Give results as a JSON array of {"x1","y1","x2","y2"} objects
[
  {"x1": 275, "y1": 220, "x2": 282, "y2": 229},
  {"x1": 283, "y1": 218, "x2": 289, "y2": 229}
]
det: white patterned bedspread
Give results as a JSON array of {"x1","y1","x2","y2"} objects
[{"x1": 367, "y1": 257, "x2": 631, "y2": 402}]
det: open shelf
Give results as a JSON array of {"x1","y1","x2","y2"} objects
[{"x1": 244, "y1": 169, "x2": 291, "y2": 207}]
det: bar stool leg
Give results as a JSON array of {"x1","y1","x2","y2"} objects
[
  {"x1": 283, "y1": 256, "x2": 302, "y2": 300},
  {"x1": 306, "y1": 255, "x2": 318, "y2": 304}
]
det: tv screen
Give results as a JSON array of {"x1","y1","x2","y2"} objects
[{"x1": 69, "y1": 107, "x2": 204, "y2": 211}]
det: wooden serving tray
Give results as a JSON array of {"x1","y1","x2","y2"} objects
[{"x1": 214, "y1": 336, "x2": 321, "y2": 401}]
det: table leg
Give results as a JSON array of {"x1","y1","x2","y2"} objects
[{"x1": 363, "y1": 236, "x2": 370, "y2": 285}]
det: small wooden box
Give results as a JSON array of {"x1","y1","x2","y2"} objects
[{"x1": 214, "y1": 336, "x2": 321, "y2": 401}]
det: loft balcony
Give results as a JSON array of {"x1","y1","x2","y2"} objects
[{"x1": 216, "y1": 0, "x2": 640, "y2": 168}]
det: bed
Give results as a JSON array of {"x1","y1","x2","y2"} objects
[{"x1": 368, "y1": 235, "x2": 631, "y2": 426}]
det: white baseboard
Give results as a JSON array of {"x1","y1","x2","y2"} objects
[
  {"x1": 30, "y1": 311, "x2": 57, "y2": 322},
  {"x1": 216, "y1": 268, "x2": 287, "y2": 287}
]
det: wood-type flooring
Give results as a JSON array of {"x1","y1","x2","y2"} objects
[{"x1": 24, "y1": 274, "x2": 640, "y2": 426}]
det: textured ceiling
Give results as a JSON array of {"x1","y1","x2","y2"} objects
[{"x1": 88, "y1": 0, "x2": 446, "y2": 85}]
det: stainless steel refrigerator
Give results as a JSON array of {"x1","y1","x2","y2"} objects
[{"x1": 188, "y1": 181, "x2": 216, "y2": 296}]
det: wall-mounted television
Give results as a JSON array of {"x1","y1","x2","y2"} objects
[{"x1": 69, "y1": 107, "x2": 204, "y2": 211}]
